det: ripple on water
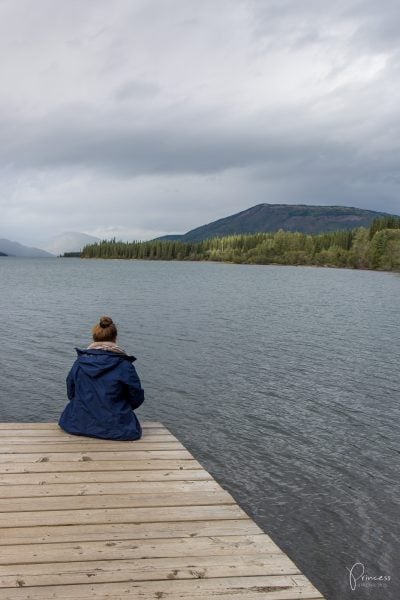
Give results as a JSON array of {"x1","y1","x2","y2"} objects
[{"x1": 0, "y1": 258, "x2": 399, "y2": 600}]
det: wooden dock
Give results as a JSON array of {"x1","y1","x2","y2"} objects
[{"x1": 0, "y1": 422, "x2": 325, "y2": 599}]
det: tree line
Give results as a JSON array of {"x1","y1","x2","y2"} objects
[{"x1": 79, "y1": 216, "x2": 400, "y2": 271}]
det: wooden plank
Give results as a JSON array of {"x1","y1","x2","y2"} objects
[
  {"x1": 0, "y1": 421, "x2": 163, "y2": 429},
  {"x1": 0, "y1": 459, "x2": 203, "y2": 474},
  {"x1": 0, "y1": 535, "x2": 283, "y2": 565},
  {"x1": 0, "y1": 434, "x2": 177, "y2": 443},
  {"x1": 0, "y1": 450, "x2": 193, "y2": 463},
  {"x1": 0, "y1": 442, "x2": 184, "y2": 453},
  {"x1": 0, "y1": 553, "x2": 301, "y2": 588},
  {"x1": 0, "y1": 575, "x2": 324, "y2": 599},
  {"x1": 0, "y1": 504, "x2": 248, "y2": 528},
  {"x1": 0, "y1": 469, "x2": 212, "y2": 485},
  {"x1": 0, "y1": 428, "x2": 172, "y2": 437},
  {"x1": 0, "y1": 480, "x2": 222, "y2": 498},
  {"x1": 0, "y1": 422, "x2": 325, "y2": 599},
  {"x1": 0, "y1": 490, "x2": 235, "y2": 513},
  {"x1": 0, "y1": 519, "x2": 263, "y2": 545}
]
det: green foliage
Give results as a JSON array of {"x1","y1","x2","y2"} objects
[
  {"x1": 81, "y1": 224, "x2": 400, "y2": 272},
  {"x1": 347, "y1": 228, "x2": 370, "y2": 268},
  {"x1": 369, "y1": 216, "x2": 400, "y2": 239},
  {"x1": 368, "y1": 228, "x2": 400, "y2": 270}
]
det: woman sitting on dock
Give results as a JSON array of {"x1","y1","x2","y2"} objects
[{"x1": 58, "y1": 316, "x2": 144, "y2": 440}]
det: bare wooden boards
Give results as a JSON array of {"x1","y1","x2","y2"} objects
[{"x1": 0, "y1": 422, "x2": 326, "y2": 599}]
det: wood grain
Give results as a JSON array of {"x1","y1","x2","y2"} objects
[{"x1": 0, "y1": 421, "x2": 326, "y2": 599}]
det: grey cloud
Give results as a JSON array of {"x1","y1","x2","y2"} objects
[
  {"x1": 114, "y1": 80, "x2": 161, "y2": 102},
  {"x1": 0, "y1": 109, "x2": 357, "y2": 178},
  {"x1": 0, "y1": 0, "x2": 400, "y2": 246},
  {"x1": 1, "y1": 95, "x2": 397, "y2": 186},
  {"x1": 250, "y1": 0, "x2": 400, "y2": 60}
]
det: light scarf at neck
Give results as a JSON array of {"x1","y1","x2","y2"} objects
[{"x1": 87, "y1": 341, "x2": 127, "y2": 355}]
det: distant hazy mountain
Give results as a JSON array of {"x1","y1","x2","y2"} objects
[
  {"x1": 157, "y1": 204, "x2": 395, "y2": 242},
  {"x1": 42, "y1": 232, "x2": 101, "y2": 256},
  {"x1": 0, "y1": 239, "x2": 54, "y2": 258}
]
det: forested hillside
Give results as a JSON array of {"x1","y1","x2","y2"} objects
[
  {"x1": 81, "y1": 216, "x2": 400, "y2": 271},
  {"x1": 156, "y1": 204, "x2": 393, "y2": 242}
]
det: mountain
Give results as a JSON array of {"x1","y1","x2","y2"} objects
[
  {"x1": 42, "y1": 232, "x2": 101, "y2": 256},
  {"x1": 0, "y1": 239, "x2": 54, "y2": 258},
  {"x1": 157, "y1": 204, "x2": 395, "y2": 242}
]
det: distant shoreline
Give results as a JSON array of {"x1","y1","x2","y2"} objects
[
  {"x1": 78, "y1": 219, "x2": 400, "y2": 273},
  {"x1": 2, "y1": 253, "x2": 396, "y2": 274},
  {"x1": 74, "y1": 255, "x2": 398, "y2": 274}
]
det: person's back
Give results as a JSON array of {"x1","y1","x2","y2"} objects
[{"x1": 58, "y1": 316, "x2": 144, "y2": 440}]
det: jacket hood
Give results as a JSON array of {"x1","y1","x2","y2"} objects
[{"x1": 75, "y1": 348, "x2": 136, "y2": 378}]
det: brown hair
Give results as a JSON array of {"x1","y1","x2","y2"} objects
[{"x1": 92, "y1": 316, "x2": 117, "y2": 342}]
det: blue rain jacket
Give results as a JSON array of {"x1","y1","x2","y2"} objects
[{"x1": 58, "y1": 348, "x2": 144, "y2": 440}]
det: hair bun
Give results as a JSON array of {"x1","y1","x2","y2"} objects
[{"x1": 99, "y1": 316, "x2": 113, "y2": 329}]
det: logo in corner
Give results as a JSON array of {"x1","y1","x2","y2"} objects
[{"x1": 347, "y1": 562, "x2": 391, "y2": 591}]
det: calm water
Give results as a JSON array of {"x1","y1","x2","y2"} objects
[{"x1": 0, "y1": 257, "x2": 399, "y2": 599}]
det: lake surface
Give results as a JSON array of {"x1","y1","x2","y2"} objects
[{"x1": 0, "y1": 257, "x2": 399, "y2": 599}]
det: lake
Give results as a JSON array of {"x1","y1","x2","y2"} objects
[{"x1": 0, "y1": 257, "x2": 399, "y2": 599}]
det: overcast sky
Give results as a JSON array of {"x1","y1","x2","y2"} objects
[{"x1": 1, "y1": 0, "x2": 400, "y2": 245}]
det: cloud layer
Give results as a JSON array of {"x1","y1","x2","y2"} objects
[{"x1": 0, "y1": 0, "x2": 399, "y2": 244}]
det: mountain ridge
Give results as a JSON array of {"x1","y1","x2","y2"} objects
[
  {"x1": 0, "y1": 239, "x2": 54, "y2": 258},
  {"x1": 42, "y1": 232, "x2": 101, "y2": 256},
  {"x1": 156, "y1": 203, "x2": 395, "y2": 242}
]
